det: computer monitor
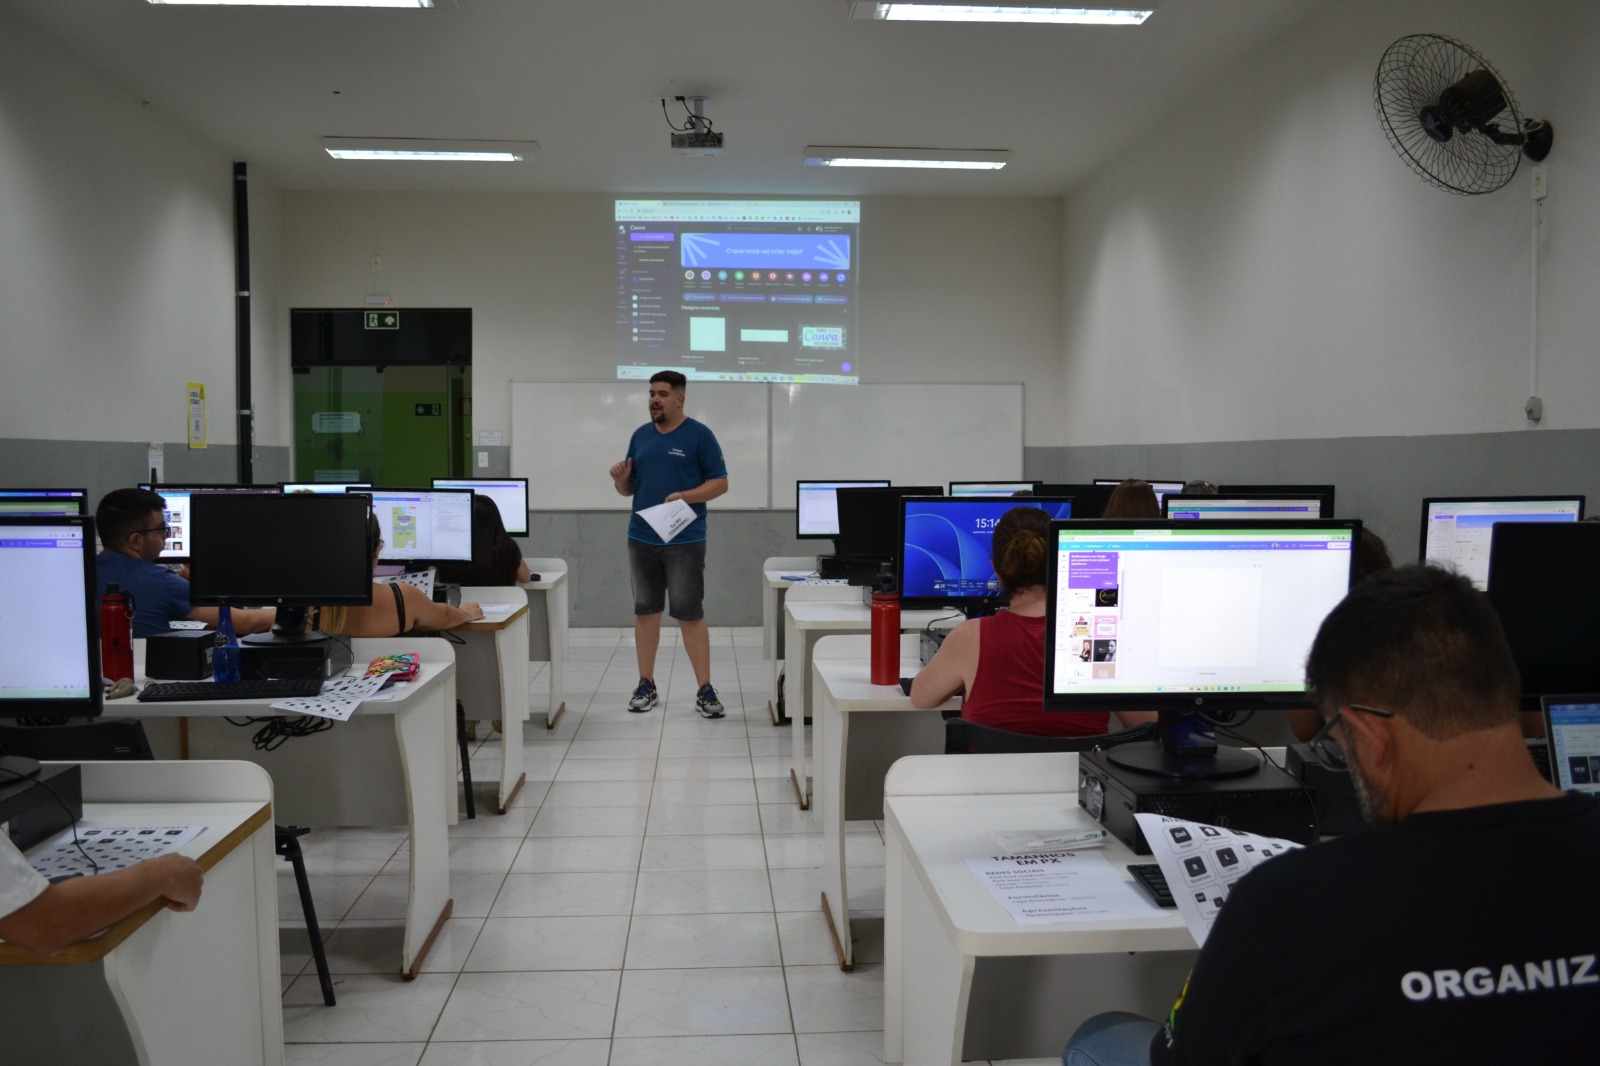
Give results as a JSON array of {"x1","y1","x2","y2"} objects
[
  {"x1": 0, "y1": 517, "x2": 103, "y2": 763},
  {"x1": 0, "y1": 495, "x2": 87, "y2": 516},
  {"x1": 357, "y1": 487, "x2": 475, "y2": 565},
  {"x1": 281, "y1": 481, "x2": 372, "y2": 495},
  {"x1": 1093, "y1": 478, "x2": 1186, "y2": 507},
  {"x1": 1485, "y1": 522, "x2": 1600, "y2": 705},
  {"x1": 1044, "y1": 519, "x2": 1359, "y2": 776},
  {"x1": 0, "y1": 488, "x2": 86, "y2": 504},
  {"x1": 137, "y1": 483, "x2": 278, "y2": 562},
  {"x1": 1164, "y1": 494, "x2": 1324, "y2": 520},
  {"x1": 1219, "y1": 484, "x2": 1337, "y2": 516},
  {"x1": 1420, "y1": 495, "x2": 1585, "y2": 590},
  {"x1": 190, "y1": 493, "x2": 375, "y2": 638},
  {"x1": 899, "y1": 496, "x2": 1074, "y2": 611},
  {"x1": 948, "y1": 481, "x2": 1042, "y2": 497},
  {"x1": 1542, "y1": 697, "x2": 1600, "y2": 795},
  {"x1": 432, "y1": 477, "x2": 530, "y2": 536},
  {"x1": 796, "y1": 479, "x2": 890, "y2": 541},
  {"x1": 834, "y1": 485, "x2": 941, "y2": 561},
  {"x1": 1036, "y1": 484, "x2": 1116, "y2": 519}
]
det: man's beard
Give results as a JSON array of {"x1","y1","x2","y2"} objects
[
  {"x1": 1346, "y1": 754, "x2": 1392, "y2": 827},
  {"x1": 650, "y1": 406, "x2": 665, "y2": 422}
]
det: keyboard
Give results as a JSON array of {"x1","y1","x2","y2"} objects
[
  {"x1": 137, "y1": 678, "x2": 324, "y2": 703},
  {"x1": 1127, "y1": 863, "x2": 1176, "y2": 908}
]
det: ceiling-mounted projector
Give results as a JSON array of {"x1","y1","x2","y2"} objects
[{"x1": 665, "y1": 95, "x2": 725, "y2": 156}]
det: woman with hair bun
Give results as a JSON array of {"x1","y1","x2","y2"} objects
[{"x1": 910, "y1": 506, "x2": 1155, "y2": 736}]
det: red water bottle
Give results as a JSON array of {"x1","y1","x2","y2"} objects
[
  {"x1": 101, "y1": 584, "x2": 135, "y2": 681},
  {"x1": 870, "y1": 592, "x2": 900, "y2": 686}
]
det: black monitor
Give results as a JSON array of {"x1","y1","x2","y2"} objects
[
  {"x1": 948, "y1": 481, "x2": 1042, "y2": 497},
  {"x1": 1219, "y1": 484, "x2": 1337, "y2": 516},
  {"x1": 835, "y1": 485, "x2": 941, "y2": 561},
  {"x1": 1036, "y1": 484, "x2": 1116, "y2": 519},
  {"x1": 138, "y1": 483, "x2": 278, "y2": 563},
  {"x1": 1044, "y1": 519, "x2": 1360, "y2": 777},
  {"x1": 0, "y1": 494, "x2": 87, "y2": 517},
  {"x1": 1420, "y1": 495, "x2": 1585, "y2": 590},
  {"x1": 281, "y1": 481, "x2": 372, "y2": 495},
  {"x1": 1486, "y1": 522, "x2": 1600, "y2": 706},
  {"x1": 899, "y1": 496, "x2": 1074, "y2": 612},
  {"x1": 1094, "y1": 478, "x2": 1186, "y2": 507},
  {"x1": 796, "y1": 479, "x2": 891, "y2": 541},
  {"x1": 0, "y1": 517, "x2": 103, "y2": 777},
  {"x1": 432, "y1": 477, "x2": 530, "y2": 537},
  {"x1": 357, "y1": 487, "x2": 475, "y2": 565},
  {"x1": 190, "y1": 493, "x2": 375, "y2": 639},
  {"x1": 1164, "y1": 494, "x2": 1324, "y2": 521}
]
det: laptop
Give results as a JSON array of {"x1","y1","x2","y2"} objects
[{"x1": 1541, "y1": 696, "x2": 1600, "y2": 793}]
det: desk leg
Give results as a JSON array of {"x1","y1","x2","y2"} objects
[
  {"x1": 545, "y1": 580, "x2": 569, "y2": 730},
  {"x1": 787, "y1": 627, "x2": 820, "y2": 809},
  {"x1": 897, "y1": 853, "x2": 975, "y2": 1065},
  {"x1": 766, "y1": 584, "x2": 786, "y2": 725},
  {"x1": 818, "y1": 683, "x2": 853, "y2": 970},
  {"x1": 495, "y1": 622, "x2": 529, "y2": 814},
  {"x1": 394, "y1": 684, "x2": 455, "y2": 978},
  {"x1": 884, "y1": 823, "x2": 904, "y2": 1064}
]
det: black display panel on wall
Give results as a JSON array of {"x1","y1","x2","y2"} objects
[{"x1": 291, "y1": 309, "x2": 472, "y2": 367}]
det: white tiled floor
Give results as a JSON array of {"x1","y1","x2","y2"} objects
[{"x1": 278, "y1": 626, "x2": 1057, "y2": 1066}]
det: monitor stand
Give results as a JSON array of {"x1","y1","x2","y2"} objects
[{"x1": 1104, "y1": 709, "x2": 1261, "y2": 780}]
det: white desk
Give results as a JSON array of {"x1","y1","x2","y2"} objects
[
  {"x1": 0, "y1": 760, "x2": 282, "y2": 1065},
  {"x1": 761, "y1": 556, "x2": 823, "y2": 725},
  {"x1": 883, "y1": 753, "x2": 1198, "y2": 1065},
  {"x1": 783, "y1": 590, "x2": 958, "y2": 808},
  {"x1": 812, "y1": 634, "x2": 956, "y2": 969},
  {"x1": 519, "y1": 557, "x2": 570, "y2": 729},
  {"x1": 129, "y1": 637, "x2": 457, "y2": 979},
  {"x1": 457, "y1": 588, "x2": 530, "y2": 814}
]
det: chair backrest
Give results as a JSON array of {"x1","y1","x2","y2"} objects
[
  {"x1": 0, "y1": 718, "x2": 154, "y2": 761},
  {"x1": 944, "y1": 716, "x2": 1154, "y2": 755}
]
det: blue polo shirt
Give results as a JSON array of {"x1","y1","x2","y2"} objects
[
  {"x1": 626, "y1": 416, "x2": 728, "y2": 545},
  {"x1": 96, "y1": 551, "x2": 195, "y2": 637}
]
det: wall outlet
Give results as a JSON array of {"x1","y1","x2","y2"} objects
[
  {"x1": 1525, "y1": 396, "x2": 1543, "y2": 422},
  {"x1": 477, "y1": 450, "x2": 489, "y2": 468},
  {"x1": 370, "y1": 255, "x2": 382, "y2": 272},
  {"x1": 1531, "y1": 165, "x2": 1547, "y2": 201}
]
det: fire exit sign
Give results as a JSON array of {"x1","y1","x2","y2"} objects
[{"x1": 365, "y1": 311, "x2": 399, "y2": 330}]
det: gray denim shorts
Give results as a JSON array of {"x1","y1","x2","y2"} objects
[{"x1": 628, "y1": 539, "x2": 707, "y2": 621}]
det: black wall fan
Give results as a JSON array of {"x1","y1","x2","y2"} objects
[{"x1": 1374, "y1": 34, "x2": 1553, "y2": 195}]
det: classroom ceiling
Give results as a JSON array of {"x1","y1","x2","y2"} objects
[{"x1": 1, "y1": 0, "x2": 1323, "y2": 197}]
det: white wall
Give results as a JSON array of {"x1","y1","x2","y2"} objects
[
  {"x1": 0, "y1": 7, "x2": 284, "y2": 454},
  {"x1": 1059, "y1": 0, "x2": 1600, "y2": 446},
  {"x1": 278, "y1": 192, "x2": 1066, "y2": 448}
]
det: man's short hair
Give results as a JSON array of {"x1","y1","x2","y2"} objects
[
  {"x1": 96, "y1": 488, "x2": 167, "y2": 548},
  {"x1": 649, "y1": 370, "x2": 687, "y2": 392},
  {"x1": 1305, "y1": 564, "x2": 1521, "y2": 738}
]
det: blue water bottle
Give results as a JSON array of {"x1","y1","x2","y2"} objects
[{"x1": 213, "y1": 605, "x2": 242, "y2": 682}]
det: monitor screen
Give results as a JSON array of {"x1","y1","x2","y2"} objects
[
  {"x1": 1164, "y1": 495, "x2": 1324, "y2": 520},
  {"x1": 1219, "y1": 484, "x2": 1336, "y2": 516},
  {"x1": 796, "y1": 479, "x2": 890, "y2": 539},
  {"x1": 281, "y1": 482, "x2": 372, "y2": 495},
  {"x1": 899, "y1": 496, "x2": 1074, "y2": 610},
  {"x1": 1486, "y1": 522, "x2": 1600, "y2": 703},
  {"x1": 0, "y1": 488, "x2": 86, "y2": 502},
  {"x1": 835, "y1": 485, "x2": 941, "y2": 560},
  {"x1": 0, "y1": 517, "x2": 101, "y2": 719},
  {"x1": 1543, "y1": 698, "x2": 1600, "y2": 795},
  {"x1": 0, "y1": 495, "x2": 86, "y2": 516},
  {"x1": 189, "y1": 494, "x2": 375, "y2": 610},
  {"x1": 1421, "y1": 495, "x2": 1584, "y2": 590},
  {"x1": 948, "y1": 481, "x2": 1041, "y2": 497},
  {"x1": 1044, "y1": 520, "x2": 1359, "y2": 711},
  {"x1": 432, "y1": 477, "x2": 530, "y2": 536},
  {"x1": 138, "y1": 484, "x2": 278, "y2": 562},
  {"x1": 359, "y1": 488, "x2": 474, "y2": 564}
]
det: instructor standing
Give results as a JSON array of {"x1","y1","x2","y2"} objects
[{"x1": 609, "y1": 371, "x2": 730, "y2": 717}]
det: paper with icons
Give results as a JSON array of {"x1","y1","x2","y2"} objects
[
  {"x1": 270, "y1": 674, "x2": 390, "y2": 721},
  {"x1": 636, "y1": 499, "x2": 696, "y2": 543},
  {"x1": 1134, "y1": 812, "x2": 1302, "y2": 947}
]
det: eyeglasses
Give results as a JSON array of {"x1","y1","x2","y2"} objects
[
  {"x1": 1309, "y1": 703, "x2": 1396, "y2": 770},
  {"x1": 132, "y1": 524, "x2": 172, "y2": 537}
]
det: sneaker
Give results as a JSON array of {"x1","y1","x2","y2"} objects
[
  {"x1": 696, "y1": 683, "x2": 725, "y2": 719},
  {"x1": 628, "y1": 678, "x2": 658, "y2": 714}
]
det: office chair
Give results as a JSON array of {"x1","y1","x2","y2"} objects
[
  {"x1": 0, "y1": 718, "x2": 338, "y2": 1006},
  {"x1": 944, "y1": 716, "x2": 1156, "y2": 755}
]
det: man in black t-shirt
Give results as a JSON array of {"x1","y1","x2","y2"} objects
[{"x1": 1063, "y1": 565, "x2": 1600, "y2": 1066}]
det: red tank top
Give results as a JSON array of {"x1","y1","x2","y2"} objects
[{"x1": 963, "y1": 610, "x2": 1110, "y2": 737}]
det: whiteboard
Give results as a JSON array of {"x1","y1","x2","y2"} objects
[
  {"x1": 510, "y1": 381, "x2": 768, "y2": 509},
  {"x1": 770, "y1": 382, "x2": 1022, "y2": 496}
]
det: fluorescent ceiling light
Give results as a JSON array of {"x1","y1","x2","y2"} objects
[
  {"x1": 323, "y1": 137, "x2": 534, "y2": 162},
  {"x1": 804, "y1": 146, "x2": 1009, "y2": 170},
  {"x1": 850, "y1": 3, "x2": 1152, "y2": 25},
  {"x1": 150, "y1": 1, "x2": 433, "y2": 8}
]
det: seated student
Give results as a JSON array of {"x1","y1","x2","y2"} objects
[
  {"x1": 94, "y1": 488, "x2": 275, "y2": 639},
  {"x1": 1180, "y1": 479, "x2": 1217, "y2": 495},
  {"x1": 433, "y1": 494, "x2": 532, "y2": 587},
  {"x1": 317, "y1": 511, "x2": 485, "y2": 637},
  {"x1": 911, "y1": 507, "x2": 1155, "y2": 737},
  {"x1": 1102, "y1": 479, "x2": 1161, "y2": 519},
  {"x1": 1062, "y1": 565, "x2": 1600, "y2": 1065},
  {"x1": 0, "y1": 831, "x2": 203, "y2": 957}
]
